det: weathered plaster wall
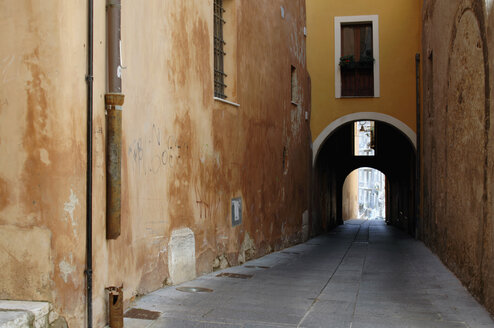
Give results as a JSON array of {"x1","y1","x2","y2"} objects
[
  {"x1": 0, "y1": 1, "x2": 87, "y2": 326},
  {"x1": 93, "y1": 2, "x2": 311, "y2": 325},
  {"x1": 307, "y1": 0, "x2": 422, "y2": 144},
  {"x1": 0, "y1": 1, "x2": 311, "y2": 327},
  {"x1": 421, "y1": 0, "x2": 494, "y2": 314}
]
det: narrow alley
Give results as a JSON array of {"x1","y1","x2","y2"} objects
[
  {"x1": 3, "y1": 1, "x2": 494, "y2": 327},
  {"x1": 124, "y1": 220, "x2": 494, "y2": 328}
]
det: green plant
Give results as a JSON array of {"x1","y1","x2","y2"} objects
[
  {"x1": 339, "y1": 55, "x2": 355, "y2": 69},
  {"x1": 358, "y1": 55, "x2": 375, "y2": 68},
  {"x1": 339, "y1": 55, "x2": 375, "y2": 69}
]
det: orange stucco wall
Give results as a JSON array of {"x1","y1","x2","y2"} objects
[{"x1": 0, "y1": 1, "x2": 311, "y2": 326}]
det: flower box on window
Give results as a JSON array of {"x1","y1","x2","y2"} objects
[{"x1": 339, "y1": 55, "x2": 374, "y2": 70}]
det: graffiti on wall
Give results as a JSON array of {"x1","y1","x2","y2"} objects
[
  {"x1": 128, "y1": 124, "x2": 188, "y2": 175},
  {"x1": 194, "y1": 185, "x2": 222, "y2": 220}
]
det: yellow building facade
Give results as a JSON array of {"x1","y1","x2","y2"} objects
[
  {"x1": 307, "y1": 0, "x2": 422, "y2": 157},
  {"x1": 307, "y1": 0, "x2": 422, "y2": 235}
]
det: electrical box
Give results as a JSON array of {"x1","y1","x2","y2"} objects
[{"x1": 231, "y1": 198, "x2": 242, "y2": 227}]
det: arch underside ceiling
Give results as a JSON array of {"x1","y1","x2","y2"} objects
[{"x1": 313, "y1": 112, "x2": 416, "y2": 163}]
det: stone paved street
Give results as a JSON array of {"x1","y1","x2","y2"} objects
[{"x1": 124, "y1": 220, "x2": 494, "y2": 328}]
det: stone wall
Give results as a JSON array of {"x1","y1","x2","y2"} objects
[{"x1": 421, "y1": 0, "x2": 494, "y2": 314}]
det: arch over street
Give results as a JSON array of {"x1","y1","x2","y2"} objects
[
  {"x1": 312, "y1": 120, "x2": 416, "y2": 235},
  {"x1": 312, "y1": 112, "x2": 417, "y2": 164}
]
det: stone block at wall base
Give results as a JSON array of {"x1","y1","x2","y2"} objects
[{"x1": 0, "y1": 300, "x2": 62, "y2": 328}]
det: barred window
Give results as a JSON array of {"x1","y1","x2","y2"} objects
[{"x1": 214, "y1": 0, "x2": 227, "y2": 99}]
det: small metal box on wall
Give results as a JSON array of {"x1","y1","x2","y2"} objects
[{"x1": 231, "y1": 198, "x2": 242, "y2": 226}]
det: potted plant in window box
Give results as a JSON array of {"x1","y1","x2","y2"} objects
[
  {"x1": 339, "y1": 55, "x2": 356, "y2": 70},
  {"x1": 357, "y1": 54, "x2": 375, "y2": 69}
]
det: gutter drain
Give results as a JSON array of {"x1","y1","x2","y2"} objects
[
  {"x1": 244, "y1": 265, "x2": 270, "y2": 269},
  {"x1": 216, "y1": 272, "x2": 253, "y2": 279},
  {"x1": 176, "y1": 287, "x2": 214, "y2": 293},
  {"x1": 281, "y1": 251, "x2": 300, "y2": 255},
  {"x1": 124, "y1": 308, "x2": 161, "y2": 320}
]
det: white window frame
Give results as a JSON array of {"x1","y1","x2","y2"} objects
[{"x1": 334, "y1": 15, "x2": 380, "y2": 98}]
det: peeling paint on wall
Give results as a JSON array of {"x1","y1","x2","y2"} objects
[
  {"x1": 238, "y1": 233, "x2": 255, "y2": 264},
  {"x1": 59, "y1": 254, "x2": 76, "y2": 284},
  {"x1": 39, "y1": 148, "x2": 50, "y2": 165},
  {"x1": 63, "y1": 189, "x2": 79, "y2": 236},
  {"x1": 291, "y1": 104, "x2": 303, "y2": 137}
]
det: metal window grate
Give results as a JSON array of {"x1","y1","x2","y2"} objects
[{"x1": 214, "y1": 0, "x2": 227, "y2": 99}]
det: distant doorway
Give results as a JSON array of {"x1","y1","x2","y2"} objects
[{"x1": 342, "y1": 168, "x2": 386, "y2": 221}]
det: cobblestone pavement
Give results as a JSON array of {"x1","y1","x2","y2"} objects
[{"x1": 124, "y1": 220, "x2": 494, "y2": 328}]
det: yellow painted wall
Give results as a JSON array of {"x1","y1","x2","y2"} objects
[{"x1": 307, "y1": 0, "x2": 422, "y2": 142}]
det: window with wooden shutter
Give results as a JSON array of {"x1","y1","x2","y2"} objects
[{"x1": 340, "y1": 23, "x2": 374, "y2": 97}]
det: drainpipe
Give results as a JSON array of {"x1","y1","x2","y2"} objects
[
  {"x1": 85, "y1": 0, "x2": 94, "y2": 326},
  {"x1": 106, "y1": 0, "x2": 124, "y2": 239},
  {"x1": 415, "y1": 53, "x2": 421, "y2": 239}
]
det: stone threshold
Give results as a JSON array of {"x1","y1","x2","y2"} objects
[{"x1": 0, "y1": 300, "x2": 59, "y2": 328}]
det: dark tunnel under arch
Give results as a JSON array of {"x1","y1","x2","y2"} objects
[{"x1": 312, "y1": 120, "x2": 416, "y2": 236}]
